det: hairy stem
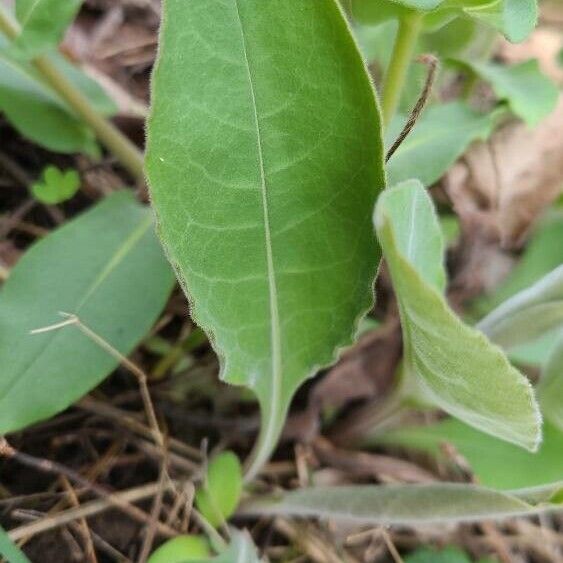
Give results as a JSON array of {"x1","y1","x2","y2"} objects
[
  {"x1": 0, "y1": 5, "x2": 145, "y2": 182},
  {"x1": 381, "y1": 12, "x2": 423, "y2": 127}
]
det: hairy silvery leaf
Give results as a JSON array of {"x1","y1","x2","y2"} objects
[
  {"x1": 242, "y1": 482, "x2": 562, "y2": 525},
  {"x1": 375, "y1": 180, "x2": 541, "y2": 450},
  {"x1": 14, "y1": 0, "x2": 83, "y2": 58},
  {"x1": 478, "y1": 266, "x2": 563, "y2": 349},
  {"x1": 146, "y1": 0, "x2": 385, "y2": 477},
  {"x1": 0, "y1": 192, "x2": 175, "y2": 433},
  {"x1": 538, "y1": 334, "x2": 563, "y2": 432},
  {"x1": 386, "y1": 102, "x2": 495, "y2": 186}
]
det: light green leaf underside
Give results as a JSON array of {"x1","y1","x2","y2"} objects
[
  {"x1": 146, "y1": 0, "x2": 384, "y2": 475},
  {"x1": 450, "y1": 58, "x2": 558, "y2": 127},
  {"x1": 385, "y1": 102, "x2": 494, "y2": 187},
  {"x1": 375, "y1": 180, "x2": 541, "y2": 451},
  {"x1": 0, "y1": 192, "x2": 175, "y2": 434},
  {"x1": 538, "y1": 333, "x2": 563, "y2": 432},
  {"x1": 14, "y1": 0, "x2": 83, "y2": 58},
  {"x1": 377, "y1": 418, "x2": 563, "y2": 490},
  {"x1": 242, "y1": 482, "x2": 561, "y2": 525},
  {"x1": 478, "y1": 266, "x2": 563, "y2": 350}
]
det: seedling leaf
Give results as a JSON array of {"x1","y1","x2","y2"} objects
[
  {"x1": 375, "y1": 180, "x2": 541, "y2": 450},
  {"x1": 148, "y1": 535, "x2": 211, "y2": 563},
  {"x1": 31, "y1": 165, "x2": 80, "y2": 205},
  {"x1": 0, "y1": 192, "x2": 175, "y2": 433},
  {"x1": 0, "y1": 525, "x2": 30, "y2": 563},
  {"x1": 146, "y1": 0, "x2": 385, "y2": 477},
  {"x1": 196, "y1": 452, "x2": 243, "y2": 528}
]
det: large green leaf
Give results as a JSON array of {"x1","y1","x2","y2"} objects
[
  {"x1": 377, "y1": 418, "x2": 563, "y2": 490},
  {"x1": 243, "y1": 482, "x2": 562, "y2": 525},
  {"x1": 146, "y1": 0, "x2": 385, "y2": 477},
  {"x1": 477, "y1": 266, "x2": 563, "y2": 350},
  {"x1": 386, "y1": 102, "x2": 494, "y2": 186},
  {"x1": 538, "y1": 333, "x2": 563, "y2": 431},
  {"x1": 0, "y1": 525, "x2": 30, "y2": 563},
  {"x1": 375, "y1": 180, "x2": 541, "y2": 450},
  {"x1": 14, "y1": 0, "x2": 83, "y2": 58},
  {"x1": 450, "y1": 59, "x2": 558, "y2": 126},
  {"x1": 0, "y1": 35, "x2": 116, "y2": 153},
  {"x1": 0, "y1": 192, "x2": 175, "y2": 433}
]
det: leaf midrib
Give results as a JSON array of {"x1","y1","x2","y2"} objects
[{"x1": 233, "y1": 0, "x2": 282, "y2": 436}]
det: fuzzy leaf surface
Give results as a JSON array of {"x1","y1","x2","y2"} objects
[
  {"x1": 375, "y1": 180, "x2": 541, "y2": 450},
  {"x1": 146, "y1": 0, "x2": 385, "y2": 475},
  {"x1": 243, "y1": 482, "x2": 561, "y2": 525}
]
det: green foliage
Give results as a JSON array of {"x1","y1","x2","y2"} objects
[
  {"x1": 31, "y1": 165, "x2": 80, "y2": 204},
  {"x1": 148, "y1": 536, "x2": 211, "y2": 563},
  {"x1": 0, "y1": 35, "x2": 116, "y2": 154},
  {"x1": 0, "y1": 525, "x2": 30, "y2": 563},
  {"x1": 244, "y1": 482, "x2": 561, "y2": 524},
  {"x1": 14, "y1": 0, "x2": 83, "y2": 58},
  {"x1": 538, "y1": 334, "x2": 563, "y2": 431},
  {"x1": 478, "y1": 266, "x2": 563, "y2": 350},
  {"x1": 350, "y1": 0, "x2": 538, "y2": 42},
  {"x1": 375, "y1": 180, "x2": 541, "y2": 450},
  {"x1": 451, "y1": 58, "x2": 558, "y2": 126},
  {"x1": 0, "y1": 192, "x2": 174, "y2": 434},
  {"x1": 196, "y1": 452, "x2": 243, "y2": 528},
  {"x1": 386, "y1": 102, "x2": 495, "y2": 186},
  {"x1": 379, "y1": 418, "x2": 563, "y2": 490},
  {"x1": 146, "y1": 0, "x2": 385, "y2": 477}
]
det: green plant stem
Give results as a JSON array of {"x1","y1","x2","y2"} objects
[
  {"x1": 381, "y1": 12, "x2": 423, "y2": 127},
  {"x1": 0, "y1": 6, "x2": 145, "y2": 182}
]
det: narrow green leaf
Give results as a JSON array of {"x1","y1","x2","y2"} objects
[
  {"x1": 0, "y1": 525, "x2": 30, "y2": 563},
  {"x1": 146, "y1": 0, "x2": 385, "y2": 477},
  {"x1": 31, "y1": 165, "x2": 80, "y2": 205},
  {"x1": 538, "y1": 333, "x2": 563, "y2": 432},
  {"x1": 377, "y1": 418, "x2": 563, "y2": 490},
  {"x1": 451, "y1": 59, "x2": 558, "y2": 126},
  {"x1": 0, "y1": 192, "x2": 175, "y2": 433},
  {"x1": 375, "y1": 180, "x2": 541, "y2": 450},
  {"x1": 385, "y1": 103, "x2": 495, "y2": 187},
  {"x1": 14, "y1": 0, "x2": 83, "y2": 58},
  {"x1": 477, "y1": 266, "x2": 563, "y2": 349},
  {"x1": 404, "y1": 546, "x2": 476, "y2": 563},
  {"x1": 243, "y1": 482, "x2": 560, "y2": 525},
  {"x1": 196, "y1": 452, "x2": 243, "y2": 528}
]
